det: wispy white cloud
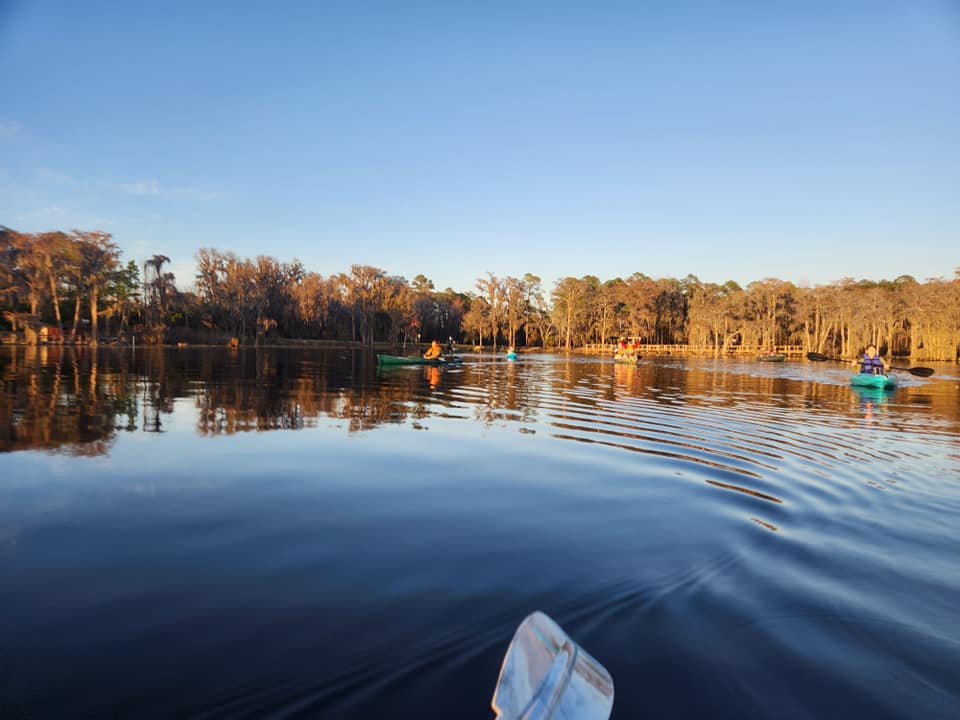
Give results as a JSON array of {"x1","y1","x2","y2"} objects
[
  {"x1": 119, "y1": 179, "x2": 163, "y2": 196},
  {"x1": 0, "y1": 123, "x2": 20, "y2": 138},
  {"x1": 9, "y1": 206, "x2": 119, "y2": 232},
  {"x1": 113, "y1": 179, "x2": 223, "y2": 200},
  {"x1": 177, "y1": 187, "x2": 224, "y2": 201},
  {"x1": 36, "y1": 167, "x2": 75, "y2": 184},
  {"x1": 13, "y1": 206, "x2": 69, "y2": 225}
]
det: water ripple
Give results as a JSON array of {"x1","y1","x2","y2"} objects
[{"x1": 3, "y1": 349, "x2": 959, "y2": 720}]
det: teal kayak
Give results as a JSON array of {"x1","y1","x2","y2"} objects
[
  {"x1": 377, "y1": 354, "x2": 461, "y2": 367},
  {"x1": 851, "y1": 373, "x2": 898, "y2": 390}
]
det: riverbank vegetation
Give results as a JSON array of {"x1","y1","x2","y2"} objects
[{"x1": 2, "y1": 226, "x2": 958, "y2": 360}]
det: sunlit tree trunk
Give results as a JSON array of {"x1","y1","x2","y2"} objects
[
  {"x1": 45, "y1": 256, "x2": 63, "y2": 337},
  {"x1": 90, "y1": 284, "x2": 99, "y2": 345},
  {"x1": 70, "y1": 292, "x2": 81, "y2": 342}
]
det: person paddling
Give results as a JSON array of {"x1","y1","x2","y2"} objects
[
  {"x1": 424, "y1": 340, "x2": 442, "y2": 360},
  {"x1": 852, "y1": 345, "x2": 889, "y2": 375}
]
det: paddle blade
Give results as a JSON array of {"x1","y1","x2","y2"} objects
[
  {"x1": 907, "y1": 366, "x2": 935, "y2": 377},
  {"x1": 492, "y1": 611, "x2": 614, "y2": 720}
]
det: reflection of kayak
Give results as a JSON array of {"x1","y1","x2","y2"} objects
[
  {"x1": 757, "y1": 354, "x2": 785, "y2": 362},
  {"x1": 376, "y1": 354, "x2": 461, "y2": 366},
  {"x1": 851, "y1": 373, "x2": 898, "y2": 389},
  {"x1": 852, "y1": 385, "x2": 892, "y2": 403},
  {"x1": 613, "y1": 354, "x2": 640, "y2": 364}
]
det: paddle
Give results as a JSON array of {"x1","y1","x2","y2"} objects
[
  {"x1": 806, "y1": 352, "x2": 934, "y2": 377},
  {"x1": 492, "y1": 611, "x2": 614, "y2": 720}
]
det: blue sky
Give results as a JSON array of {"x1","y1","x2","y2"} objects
[{"x1": 1, "y1": 0, "x2": 957, "y2": 293}]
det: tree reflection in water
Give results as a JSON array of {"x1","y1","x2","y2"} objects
[
  {"x1": 1, "y1": 347, "x2": 469, "y2": 451},
  {"x1": 1, "y1": 345, "x2": 137, "y2": 454},
  {"x1": 2, "y1": 347, "x2": 957, "y2": 456}
]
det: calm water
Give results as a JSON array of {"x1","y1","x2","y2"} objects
[{"x1": 1, "y1": 347, "x2": 959, "y2": 719}]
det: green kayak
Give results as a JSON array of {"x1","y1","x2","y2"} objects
[
  {"x1": 851, "y1": 373, "x2": 898, "y2": 390},
  {"x1": 377, "y1": 354, "x2": 461, "y2": 367},
  {"x1": 757, "y1": 353, "x2": 786, "y2": 362}
]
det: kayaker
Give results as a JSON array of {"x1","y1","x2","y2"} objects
[
  {"x1": 853, "y1": 345, "x2": 889, "y2": 375},
  {"x1": 424, "y1": 340, "x2": 442, "y2": 359}
]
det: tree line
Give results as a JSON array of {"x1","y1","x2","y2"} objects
[
  {"x1": 551, "y1": 272, "x2": 960, "y2": 361},
  {"x1": 2, "y1": 226, "x2": 958, "y2": 360}
]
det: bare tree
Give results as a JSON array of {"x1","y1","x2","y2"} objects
[
  {"x1": 74, "y1": 231, "x2": 121, "y2": 345},
  {"x1": 476, "y1": 273, "x2": 504, "y2": 351}
]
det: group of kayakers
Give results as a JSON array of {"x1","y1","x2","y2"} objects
[{"x1": 426, "y1": 340, "x2": 891, "y2": 376}]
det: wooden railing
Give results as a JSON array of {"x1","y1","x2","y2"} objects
[{"x1": 579, "y1": 343, "x2": 805, "y2": 356}]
